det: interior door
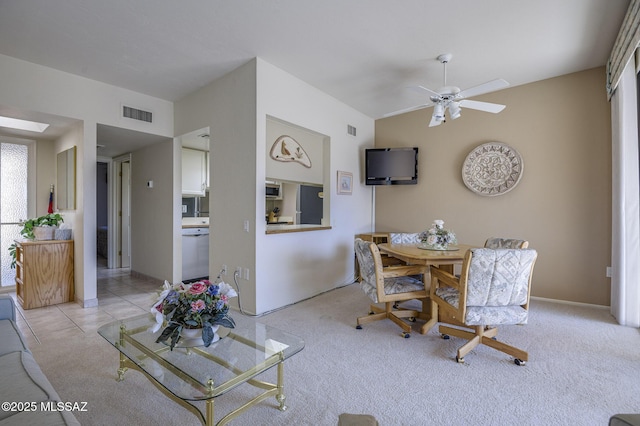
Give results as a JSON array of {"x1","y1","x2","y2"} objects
[{"x1": 120, "y1": 161, "x2": 131, "y2": 268}]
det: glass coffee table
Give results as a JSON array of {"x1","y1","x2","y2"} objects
[{"x1": 98, "y1": 313, "x2": 305, "y2": 426}]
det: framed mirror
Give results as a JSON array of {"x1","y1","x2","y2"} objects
[{"x1": 56, "y1": 146, "x2": 76, "y2": 210}]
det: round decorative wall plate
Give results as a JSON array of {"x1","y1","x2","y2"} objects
[{"x1": 462, "y1": 142, "x2": 523, "y2": 196}]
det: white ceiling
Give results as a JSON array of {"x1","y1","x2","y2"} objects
[{"x1": 0, "y1": 0, "x2": 629, "y2": 154}]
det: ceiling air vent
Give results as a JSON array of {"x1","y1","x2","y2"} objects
[
  {"x1": 347, "y1": 124, "x2": 356, "y2": 136},
  {"x1": 123, "y1": 105, "x2": 152, "y2": 123}
]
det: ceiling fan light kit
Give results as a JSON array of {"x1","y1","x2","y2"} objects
[{"x1": 384, "y1": 53, "x2": 509, "y2": 127}]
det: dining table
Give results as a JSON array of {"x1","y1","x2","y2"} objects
[{"x1": 377, "y1": 242, "x2": 476, "y2": 334}]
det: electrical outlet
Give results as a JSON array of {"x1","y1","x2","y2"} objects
[
  {"x1": 235, "y1": 267, "x2": 242, "y2": 277},
  {"x1": 243, "y1": 220, "x2": 250, "y2": 232},
  {"x1": 244, "y1": 268, "x2": 250, "y2": 281},
  {"x1": 222, "y1": 264, "x2": 227, "y2": 275},
  {"x1": 606, "y1": 266, "x2": 612, "y2": 278}
]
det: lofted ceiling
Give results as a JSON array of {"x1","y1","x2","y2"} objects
[{"x1": 0, "y1": 0, "x2": 630, "y2": 154}]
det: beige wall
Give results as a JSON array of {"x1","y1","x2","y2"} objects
[{"x1": 375, "y1": 67, "x2": 612, "y2": 306}]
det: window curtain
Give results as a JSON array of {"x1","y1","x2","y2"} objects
[
  {"x1": 607, "y1": 0, "x2": 640, "y2": 99},
  {"x1": 610, "y1": 58, "x2": 640, "y2": 327}
]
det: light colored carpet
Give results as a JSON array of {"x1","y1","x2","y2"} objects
[{"x1": 31, "y1": 283, "x2": 640, "y2": 425}]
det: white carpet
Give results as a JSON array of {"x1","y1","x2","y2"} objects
[{"x1": 31, "y1": 283, "x2": 640, "y2": 425}]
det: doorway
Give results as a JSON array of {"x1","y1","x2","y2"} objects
[
  {"x1": 96, "y1": 161, "x2": 109, "y2": 267},
  {"x1": 111, "y1": 155, "x2": 131, "y2": 269}
]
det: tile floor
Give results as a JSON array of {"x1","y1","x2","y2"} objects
[{"x1": 7, "y1": 258, "x2": 160, "y2": 347}]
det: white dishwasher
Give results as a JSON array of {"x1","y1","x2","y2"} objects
[{"x1": 182, "y1": 227, "x2": 209, "y2": 281}]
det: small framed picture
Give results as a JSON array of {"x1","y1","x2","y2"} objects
[{"x1": 337, "y1": 171, "x2": 353, "y2": 195}]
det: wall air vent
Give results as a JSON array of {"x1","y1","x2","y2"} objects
[
  {"x1": 347, "y1": 124, "x2": 356, "y2": 136},
  {"x1": 122, "y1": 105, "x2": 152, "y2": 123}
]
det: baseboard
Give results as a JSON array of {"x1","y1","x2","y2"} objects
[
  {"x1": 530, "y1": 296, "x2": 609, "y2": 310},
  {"x1": 79, "y1": 297, "x2": 99, "y2": 308},
  {"x1": 130, "y1": 270, "x2": 164, "y2": 286},
  {"x1": 0, "y1": 285, "x2": 16, "y2": 294}
]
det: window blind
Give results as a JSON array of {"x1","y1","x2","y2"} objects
[{"x1": 607, "y1": 0, "x2": 640, "y2": 99}]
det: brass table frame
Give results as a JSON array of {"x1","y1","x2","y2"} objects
[{"x1": 99, "y1": 316, "x2": 303, "y2": 426}]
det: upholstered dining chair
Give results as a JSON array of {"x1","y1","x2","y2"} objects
[
  {"x1": 484, "y1": 237, "x2": 529, "y2": 249},
  {"x1": 388, "y1": 232, "x2": 421, "y2": 244},
  {"x1": 428, "y1": 248, "x2": 538, "y2": 364},
  {"x1": 386, "y1": 232, "x2": 423, "y2": 268},
  {"x1": 354, "y1": 238, "x2": 429, "y2": 338}
]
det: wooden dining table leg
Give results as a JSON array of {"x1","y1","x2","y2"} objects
[{"x1": 420, "y1": 297, "x2": 438, "y2": 334}]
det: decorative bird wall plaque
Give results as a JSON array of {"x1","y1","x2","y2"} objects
[{"x1": 269, "y1": 135, "x2": 312, "y2": 168}]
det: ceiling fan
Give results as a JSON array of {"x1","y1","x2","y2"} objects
[{"x1": 384, "y1": 53, "x2": 509, "y2": 127}]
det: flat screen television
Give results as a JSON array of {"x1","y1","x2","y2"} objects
[{"x1": 365, "y1": 147, "x2": 418, "y2": 185}]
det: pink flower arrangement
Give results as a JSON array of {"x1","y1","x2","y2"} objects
[{"x1": 151, "y1": 279, "x2": 237, "y2": 349}]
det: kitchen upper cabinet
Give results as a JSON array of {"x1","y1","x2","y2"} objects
[{"x1": 182, "y1": 148, "x2": 206, "y2": 196}]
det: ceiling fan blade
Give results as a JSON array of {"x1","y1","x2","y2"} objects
[
  {"x1": 457, "y1": 79, "x2": 509, "y2": 99},
  {"x1": 459, "y1": 99, "x2": 506, "y2": 113},
  {"x1": 383, "y1": 103, "x2": 432, "y2": 118},
  {"x1": 428, "y1": 115, "x2": 443, "y2": 127},
  {"x1": 409, "y1": 85, "x2": 442, "y2": 99}
]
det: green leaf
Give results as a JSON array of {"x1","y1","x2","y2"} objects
[
  {"x1": 155, "y1": 323, "x2": 178, "y2": 345},
  {"x1": 165, "y1": 308, "x2": 177, "y2": 322},
  {"x1": 202, "y1": 326, "x2": 214, "y2": 347},
  {"x1": 169, "y1": 326, "x2": 182, "y2": 350},
  {"x1": 212, "y1": 315, "x2": 235, "y2": 329}
]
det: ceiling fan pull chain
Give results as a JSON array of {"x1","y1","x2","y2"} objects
[{"x1": 443, "y1": 59, "x2": 447, "y2": 86}]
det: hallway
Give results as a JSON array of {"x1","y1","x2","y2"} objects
[{"x1": 6, "y1": 260, "x2": 159, "y2": 347}]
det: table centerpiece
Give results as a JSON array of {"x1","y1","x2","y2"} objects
[
  {"x1": 419, "y1": 219, "x2": 457, "y2": 250},
  {"x1": 151, "y1": 278, "x2": 237, "y2": 350}
]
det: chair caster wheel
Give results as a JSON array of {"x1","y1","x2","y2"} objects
[
  {"x1": 409, "y1": 317, "x2": 416, "y2": 322},
  {"x1": 368, "y1": 311, "x2": 375, "y2": 315},
  {"x1": 356, "y1": 325, "x2": 362, "y2": 330},
  {"x1": 393, "y1": 303, "x2": 400, "y2": 309},
  {"x1": 456, "y1": 356, "x2": 464, "y2": 363},
  {"x1": 441, "y1": 334, "x2": 450, "y2": 340},
  {"x1": 401, "y1": 332, "x2": 410, "y2": 338},
  {"x1": 514, "y1": 358, "x2": 526, "y2": 366}
]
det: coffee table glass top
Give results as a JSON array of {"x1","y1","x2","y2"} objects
[{"x1": 98, "y1": 313, "x2": 305, "y2": 401}]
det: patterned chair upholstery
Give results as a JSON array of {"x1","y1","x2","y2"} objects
[
  {"x1": 387, "y1": 233, "x2": 423, "y2": 268},
  {"x1": 389, "y1": 232, "x2": 421, "y2": 244},
  {"x1": 354, "y1": 238, "x2": 428, "y2": 337},
  {"x1": 428, "y1": 248, "x2": 538, "y2": 364},
  {"x1": 484, "y1": 237, "x2": 529, "y2": 249}
]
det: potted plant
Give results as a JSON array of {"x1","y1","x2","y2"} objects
[{"x1": 8, "y1": 213, "x2": 64, "y2": 268}]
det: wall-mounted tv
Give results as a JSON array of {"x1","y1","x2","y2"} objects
[{"x1": 365, "y1": 147, "x2": 418, "y2": 185}]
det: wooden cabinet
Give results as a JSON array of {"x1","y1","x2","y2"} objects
[
  {"x1": 15, "y1": 239, "x2": 74, "y2": 310},
  {"x1": 182, "y1": 148, "x2": 207, "y2": 196},
  {"x1": 355, "y1": 232, "x2": 390, "y2": 245}
]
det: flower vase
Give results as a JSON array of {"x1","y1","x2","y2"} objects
[
  {"x1": 418, "y1": 242, "x2": 451, "y2": 251},
  {"x1": 178, "y1": 325, "x2": 220, "y2": 348}
]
